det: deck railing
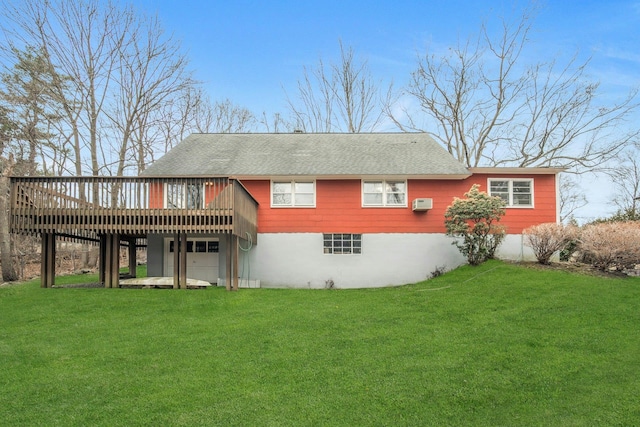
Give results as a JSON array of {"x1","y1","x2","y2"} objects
[{"x1": 10, "y1": 176, "x2": 258, "y2": 241}]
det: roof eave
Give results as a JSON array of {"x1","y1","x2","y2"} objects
[
  {"x1": 469, "y1": 167, "x2": 567, "y2": 175},
  {"x1": 234, "y1": 173, "x2": 472, "y2": 180}
]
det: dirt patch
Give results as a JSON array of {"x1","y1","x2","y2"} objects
[
  {"x1": 513, "y1": 261, "x2": 629, "y2": 278},
  {"x1": 52, "y1": 282, "x2": 104, "y2": 288}
]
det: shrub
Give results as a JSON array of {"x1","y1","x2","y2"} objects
[
  {"x1": 444, "y1": 184, "x2": 506, "y2": 266},
  {"x1": 430, "y1": 265, "x2": 447, "y2": 279},
  {"x1": 524, "y1": 223, "x2": 579, "y2": 265},
  {"x1": 579, "y1": 222, "x2": 640, "y2": 270}
]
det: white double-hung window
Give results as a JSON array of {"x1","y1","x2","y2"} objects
[
  {"x1": 362, "y1": 180, "x2": 407, "y2": 207},
  {"x1": 488, "y1": 179, "x2": 533, "y2": 207},
  {"x1": 271, "y1": 181, "x2": 315, "y2": 207}
]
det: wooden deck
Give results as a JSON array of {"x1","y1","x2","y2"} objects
[
  {"x1": 10, "y1": 176, "x2": 257, "y2": 239},
  {"x1": 10, "y1": 176, "x2": 259, "y2": 290}
]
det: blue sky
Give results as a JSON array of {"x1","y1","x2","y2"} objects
[
  {"x1": 137, "y1": 0, "x2": 640, "y2": 118},
  {"x1": 138, "y1": 0, "x2": 639, "y2": 221}
]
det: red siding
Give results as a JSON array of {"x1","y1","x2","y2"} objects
[
  {"x1": 149, "y1": 182, "x2": 164, "y2": 209},
  {"x1": 204, "y1": 182, "x2": 228, "y2": 204},
  {"x1": 237, "y1": 174, "x2": 557, "y2": 234},
  {"x1": 148, "y1": 181, "x2": 231, "y2": 208},
  {"x1": 469, "y1": 174, "x2": 558, "y2": 233}
]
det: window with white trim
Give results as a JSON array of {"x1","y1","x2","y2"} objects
[
  {"x1": 362, "y1": 180, "x2": 407, "y2": 207},
  {"x1": 169, "y1": 239, "x2": 219, "y2": 253},
  {"x1": 488, "y1": 179, "x2": 533, "y2": 207},
  {"x1": 271, "y1": 181, "x2": 315, "y2": 207},
  {"x1": 323, "y1": 233, "x2": 362, "y2": 254},
  {"x1": 165, "y1": 183, "x2": 203, "y2": 209}
]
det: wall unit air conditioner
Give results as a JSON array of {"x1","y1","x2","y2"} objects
[{"x1": 412, "y1": 198, "x2": 433, "y2": 211}]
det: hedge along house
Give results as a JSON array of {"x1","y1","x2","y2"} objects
[
  {"x1": 9, "y1": 132, "x2": 561, "y2": 289},
  {"x1": 139, "y1": 133, "x2": 562, "y2": 288}
]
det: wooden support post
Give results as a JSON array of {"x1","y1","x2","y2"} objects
[
  {"x1": 128, "y1": 237, "x2": 137, "y2": 278},
  {"x1": 179, "y1": 233, "x2": 187, "y2": 289},
  {"x1": 99, "y1": 234, "x2": 106, "y2": 286},
  {"x1": 104, "y1": 234, "x2": 120, "y2": 288},
  {"x1": 173, "y1": 234, "x2": 180, "y2": 289},
  {"x1": 225, "y1": 234, "x2": 232, "y2": 291},
  {"x1": 112, "y1": 233, "x2": 120, "y2": 287},
  {"x1": 232, "y1": 234, "x2": 239, "y2": 291},
  {"x1": 104, "y1": 234, "x2": 113, "y2": 288},
  {"x1": 40, "y1": 233, "x2": 55, "y2": 288}
]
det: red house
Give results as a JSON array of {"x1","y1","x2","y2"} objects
[
  {"x1": 140, "y1": 133, "x2": 561, "y2": 288},
  {"x1": 10, "y1": 132, "x2": 560, "y2": 289}
]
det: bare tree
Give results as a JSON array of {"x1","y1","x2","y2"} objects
[
  {"x1": 107, "y1": 13, "x2": 194, "y2": 175},
  {"x1": 259, "y1": 111, "x2": 290, "y2": 133},
  {"x1": 149, "y1": 87, "x2": 258, "y2": 170},
  {"x1": 2, "y1": 0, "x2": 129, "y2": 176},
  {"x1": 388, "y1": 8, "x2": 639, "y2": 172},
  {"x1": 1, "y1": 0, "x2": 202, "y2": 178},
  {"x1": 608, "y1": 149, "x2": 640, "y2": 219},
  {"x1": 188, "y1": 96, "x2": 256, "y2": 134},
  {"x1": 287, "y1": 41, "x2": 385, "y2": 133},
  {"x1": 209, "y1": 99, "x2": 255, "y2": 133},
  {"x1": 0, "y1": 0, "x2": 204, "y2": 268},
  {"x1": 0, "y1": 106, "x2": 17, "y2": 281},
  {"x1": 558, "y1": 175, "x2": 587, "y2": 223}
]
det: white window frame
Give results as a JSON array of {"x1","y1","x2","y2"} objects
[
  {"x1": 488, "y1": 178, "x2": 534, "y2": 208},
  {"x1": 164, "y1": 183, "x2": 204, "y2": 209},
  {"x1": 362, "y1": 180, "x2": 407, "y2": 207},
  {"x1": 271, "y1": 180, "x2": 316, "y2": 207},
  {"x1": 323, "y1": 233, "x2": 362, "y2": 255}
]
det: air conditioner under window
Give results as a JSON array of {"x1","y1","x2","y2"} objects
[{"x1": 412, "y1": 198, "x2": 433, "y2": 211}]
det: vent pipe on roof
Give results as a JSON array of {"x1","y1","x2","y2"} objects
[{"x1": 293, "y1": 129, "x2": 304, "y2": 133}]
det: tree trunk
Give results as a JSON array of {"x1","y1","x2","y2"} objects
[{"x1": 0, "y1": 170, "x2": 18, "y2": 281}]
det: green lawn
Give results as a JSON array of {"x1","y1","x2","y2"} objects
[{"x1": 1, "y1": 260, "x2": 639, "y2": 426}]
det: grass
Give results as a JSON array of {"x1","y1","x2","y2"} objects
[
  {"x1": 1, "y1": 260, "x2": 639, "y2": 426},
  {"x1": 48, "y1": 265, "x2": 149, "y2": 286}
]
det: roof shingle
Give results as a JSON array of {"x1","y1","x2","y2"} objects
[{"x1": 142, "y1": 133, "x2": 470, "y2": 178}]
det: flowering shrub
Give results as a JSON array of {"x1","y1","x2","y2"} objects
[
  {"x1": 579, "y1": 222, "x2": 640, "y2": 270},
  {"x1": 444, "y1": 184, "x2": 506, "y2": 266},
  {"x1": 524, "y1": 223, "x2": 579, "y2": 265}
]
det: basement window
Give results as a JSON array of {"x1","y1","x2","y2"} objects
[{"x1": 323, "y1": 233, "x2": 362, "y2": 254}]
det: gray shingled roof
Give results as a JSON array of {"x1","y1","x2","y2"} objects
[{"x1": 141, "y1": 133, "x2": 470, "y2": 178}]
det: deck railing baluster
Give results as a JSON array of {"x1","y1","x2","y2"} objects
[{"x1": 9, "y1": 176, "x2": 258, "y2": 242}]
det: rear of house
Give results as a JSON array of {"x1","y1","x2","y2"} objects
[{"x1": 142, "y1": 133, "x2": 561, "y2": 288}]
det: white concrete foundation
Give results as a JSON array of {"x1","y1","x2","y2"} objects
[
  {"x1": 217, "y1": 278, "x2": 261, "y2": 289},
  {"x1": 495, "y1": 234, "x2": 538, "y2": 262},
  {"x1": 247, "y1": 233, "x2": 468, "y2": 289}
]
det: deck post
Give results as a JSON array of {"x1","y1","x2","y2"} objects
[
  {"x1": 104, "y1": 234, "x2": 112, "y2": 288},
  {"x1": 113, "y1": 234, "x2": 121, "y2": 287},
  {"x1": 128, "y1": 237, "x2": 137, "y2": 278},
  {"x1": 99, "y1": 234, "x2": 106, "y2": 285},
  {"x1": 232, "y1": 234, "x2": 239, "y2": 291},
  {"x1": 225, "y1": 233, "x2": 232, "y2": 291},
  {"x1": 104, "y1": 234, "x2": 120, "y2": 288},
  {"x1": 179, "y1": 233, "x2": 187, "y2": 289},
  {"x1": 40, "y1": 233, "x2": 55, "y2": 288},
  {"x1": 173, "y1": 234, "x2": 179, "y2": 289}
]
